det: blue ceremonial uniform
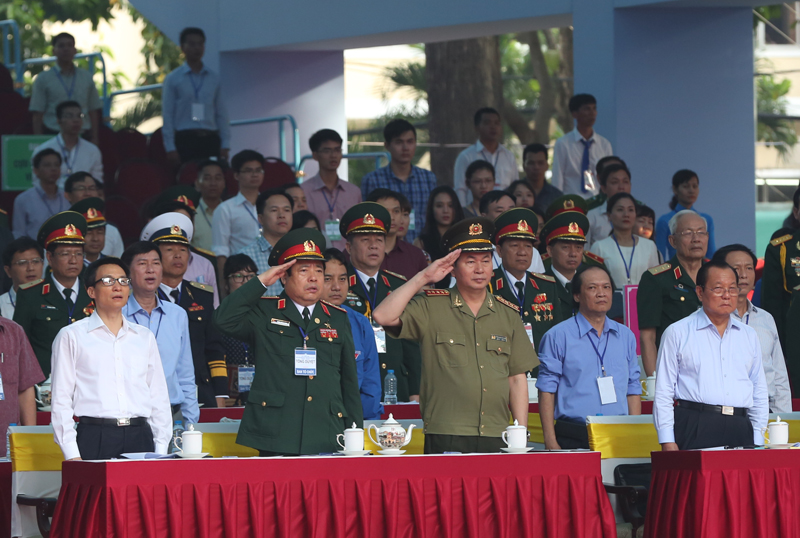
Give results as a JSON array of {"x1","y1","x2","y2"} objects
[{"x1": 343, "y1": 305, "x2": 384, "y2": 420}]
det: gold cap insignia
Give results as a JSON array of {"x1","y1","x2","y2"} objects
[
  {"x1": 303, "y1": 240, "x2": 315, "y2": 252},
  {"x1": 469, "y1": 223, "x2": 483, "y2": 236},
  {"x1": 87, "y1": 208, "x2": 98, "y2": 219},
  {"x1": 517, "y1": 220, "x2": 530, "y2": 232},
  {"x1": 170, "y1": 225, "x2": 181, "y2": 235},
  {"x1": 564, "y1": 200, "x2": 575, "y2": 209},
  {"x1": 177, "y1": 195, "x2": 189, "y2": 205},
  {"x1": 363, "y1": 214, "x2": 376, "y2": 225},
  {"x1": 64, "y1": 224, "x2": 77, "y2": 236},
  {"x1": 568, "y1": 222, "x2": 579, "y2": 234}
]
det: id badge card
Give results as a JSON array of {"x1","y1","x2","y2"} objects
[
  {"x1": 295, "y1": 348, "x2": 317, "y2": 376},
  {"x1": 597, "y1": 376, "x2": 617, "y2": 405},
  {"x1": 408, "y1": 209, "x2": 416, "y2": 232},
  {"x1": 523, "y1": 323, "x2": 534, "y2": 347},
  {"x1": 238, "y1": 366, "x2": 255, "y2": 392},
  {"x1": 0, "y1": 371, "x2": 4, "y2": 400},
  {"x1": 191, "y1": 102, "x2": 205, "y2": 121},
  {"x1": 325, "y1": 219, "x2": 342, "y2": 241},
  {"x1": 373, "y1": 325, "x2": 387, "y2": 354}
]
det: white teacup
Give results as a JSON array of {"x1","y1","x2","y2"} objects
[
  {"x1": 641, "y1": 375, "x2": 656, "y2": 400},
  {"x1": 175, "y1": 430, "x2": 203, "y2": 454},
  {"x1": 337, "y1": 423, "x2": 365, "y2": 452},
  {"x1": 765, "y1": 417, "x2": 789, "y2": 445},
  {"x1": 502, "y1": 420, "x2": 530, "y2": 449}
]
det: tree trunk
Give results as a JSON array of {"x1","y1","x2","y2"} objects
[
  {"x1": 554, "y1": 27, "x2": 575, "y2": 135},
  {"x1": 518, "y1": 31, "x2": 557, "y2": 144},
  {"x1": 425, "y1": 37, "x2": 503, "y2": 186}
]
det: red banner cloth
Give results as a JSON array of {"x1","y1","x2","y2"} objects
[
  {"x1": 0, "y1": 461, "x2": 10, "y2": 538},
  {"x1": 646, "y1": 450, "x2": 800, "y2": 538},
  {"x1": 50, "y1": 453, "x2": 616, "y2": 538}
]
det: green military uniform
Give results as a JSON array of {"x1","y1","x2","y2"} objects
[
  {"x1": 762, "y1": 231, "x2": 800, "y2": 388},
  {"x1": 213, "y1": 228, "x2": 362, "y2": 455},
  {"x1": 340, "y1": 201, "x2": 422, "y2": 402},
  {"x1": 385, "y1": 217, "x2": 539, "y2": 454},
  {"x1": 13, "y1": 211, "x2": 92, "y2": 377},
  {"x1": 636, "y1": 257, "x2": 701, "y2": 348}
]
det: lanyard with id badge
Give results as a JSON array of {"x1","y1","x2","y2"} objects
[
  {"x1": 322, "y1": 189, "x2": 342, "y2": 243},
  {"x1": 189, "y1": 71, "x2": 205, "y2": 122},
  {"x1": 578, "y1": 317, "x2": 616, "y2": 405},
  {"x1": 237, "y1": 345, "x2": 255, "y2": 393},
  {"x1": 295, "y1": 325, "x2": 317, "y2": 376}
]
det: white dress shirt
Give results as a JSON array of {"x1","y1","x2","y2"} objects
[
  {"x1": 586, "y1": 206, "x2": 613, "y2": 247},
  {"x1": 732, "y1": 301, "x2": 792, "y2": 414},
  {"x1": 33, "y1": 134, "x2": 104, "y2": 187},
  {"x1": 50, "y1": 313, "x2": 172, "y2": 459},
  {"x1": 0, "y1": 289, "x2": 15, "y2": 319},
  {"x1": 102, "y1": 224, "x2": 124, "y2": 258},
  {"x1": 653, "y1": 308, "x2": 769, "y2": 445},
  {"x1": 589, "y1": 235, "x2": 660, "y2": 288},
  {"x1": 551, "y1": 266, "x2": 571, "y2": 289},
  {"x1": 159, "y1": 282, "x2": 183, "y2": 302},
  {"x1": 491, "y1": 245, "x2": 545, "y2": 274},
  {"x1": 551, "y1": 128, "x2": 613, "y2": 198},
  {"x1": 211, "y1": 192, "x2": 261, "y2": 258},
  {"x1": 453, "y1": 140, "x2": 519, "y2": 207},
  {"x1": 52, "y1": 276, "x2": 81, "y2": 302}
]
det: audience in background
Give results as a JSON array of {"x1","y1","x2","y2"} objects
[
  {"x1": 238, "y1": 188, "x2": 293, "y2": 291},
  {"x1": 635, "y1": 204, "x2": 656, "y2": 241},
  {"x1": 291, "y1": 210, "x2": 321, "y2": 230},
  {"x1": 507, "y1": 179, "x2": 535, "y2": 209},
  {"x1": 781, "y1": 186, "x2": 800, "y2": 232},
  {"x1": 219, "y1": 254, "x2": 258, "y2": 402},
  {"x1": 367, "y1": 189, "x2": 428, "y2": 280},
  {"x1": 463, "y1": 160, "x2": 496, "y2": 218},
  {"x1": 656, "y1": 169, "x2": 716, "y2": 260},
  {"x1": 62, "y1": 173, "x2": 124, "y2": 257},
  {"x1": 414, "y1": 185, "x2": 464, "y2": 264},
  {"x1": 13, "y1": 149, "x2": 70, "y2": 239},
  {"x1": 70, "y1": 197, "x2": 107, "y2": 267},
  {"x1": 193, "y1": 159, "x2": 226, "y2": 252},
  {"x1": 283, "y1": 184, "x2": 307, "y2": 212},
  {"x1": 586, "y1": 164, "x2": 633, "y2": 247},
  {"x1": 0, "y1": 238, "x2": 44, "y2": 319},
  {"x1": 523, "y1": 143, "x2": 563, "y2": 215}
]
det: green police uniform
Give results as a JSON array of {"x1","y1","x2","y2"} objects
[
  {"x1": 762, "y1": 231, "x2": 800, "y2": 388},
  {"x1": 636, "y1": 257, "x2": 701, "y2": 348},
  {"x1": 213, "y1": 228, "x2": 362, "y2": 455},
  {"x1": 385, "y1": 217, "x2": 539, "y2": 454},
  {"x1": 13, "y1": 211, "x2": 92, "y2": 377},
  {"x1": 585, "y1": 193, "x2": 607, "y2": 212},
  {"x1": 340, "y1": 201, "x2": 422, "y2": 402}
]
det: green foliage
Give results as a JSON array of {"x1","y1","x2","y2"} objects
[{"x1": 757, "y1": 73, "x2": 798, "y2": 158}]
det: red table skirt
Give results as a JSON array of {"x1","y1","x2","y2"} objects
[
  {"x1": 50, "y1": 453, "x2": 616, "y2": 538},
  {"x1": 646, "y1": 450, "x2": 800, "y2": 538},
  {"x1": 0, "y1": 461, "x2": 10, "y2": 538}
]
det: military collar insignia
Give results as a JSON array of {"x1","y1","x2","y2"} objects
[{"x1": 674, "y1": 266, "x2": 682, "y2": 280}]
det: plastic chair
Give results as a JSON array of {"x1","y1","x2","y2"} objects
[
  {"x1": 147, "y1": 127, "x2": 172, "y2": 172},
  {"x1": 177, "y1": 161, "x2": 200, "y2": 186},
  {"x1": 115, "y1": 128, "x2": 148, "y2": 164},
  {"x1": 260, "y1": 157, "x2": 296, "y2": 191},
  {"x1": 105, "y1": 195, "x2": 145, "y2": 246},
  {"x1": 0, "y1": 91, "x2": 29, "y2": 134},
  {"x1": 97, "y1": 124, "x2": 119, "y2": 189},
  {"x1": 0, "y1": 63, "x2": 13, "y2": 92},
  {"x1": 113, "y1": 159, "x2": 173, "y2": 207}
]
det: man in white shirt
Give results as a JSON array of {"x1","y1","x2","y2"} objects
[
  {"x1": 63, "y1": 173, "x2": 124, "y2": 257},
  {"x1": 453, "y1": 107, "x2": 519, "y2": 207},
  {"x1": 212, "y1": 150, "x2": 265, "y2": 296},
  {"x1": 51, "y1": 257, "x2": 171, "y2": 460},
  {"x1": 32, "y1": 100, "x2": 103, "y2": 188},
  {"x1": 654, "y1": 260, "x2": 768, "y2": 450},
  {"x1": 586, "y1": 164, "x2": 632, "y2": 247},
  {"x1": 0, "y1": 237, "x2": 44, "y2": 319},
  {"x1": 551, "y1": 94, "x2": 613, "y2": 198},
  {"x1": 193, "y1": 160, "x2": 225, "y2": 252}
]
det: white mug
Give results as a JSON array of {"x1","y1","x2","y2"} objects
[
  {"x1": 502, "y1": 425, "x2": 530, "y2": 449},
  {"x1": 641, "y1": 376, "x2": 656, "y2": 399},
  {"x1": 337, "y1": 425, "x2": 364, "y2": 451},
  {"x1": 175, "y1": 430, "x2": 203, "y2": 454},
  {"x1": 765, "y1": 419, "x2": 789, "y2": 445}
]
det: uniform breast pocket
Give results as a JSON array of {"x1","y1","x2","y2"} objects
[
  {"x1": 668, "y1": 288, "x2": 691, "y2": 305},
  {"x1": 485, "y1": 338, "x2": 510, "y2": 375},
  {"x1": 435, "y1": 333, "x2": 467, "y2": 367},
  {"x1": 315, "y1": 332, "x2": 343, "y2": 368}
]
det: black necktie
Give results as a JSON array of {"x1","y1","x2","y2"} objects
[
  {"x1": 515, "y1": 281, "x2": 525, "y2": 300},
  {"x1": 302, "y1": 307, "x2": 310, "y2": 327},
  {"x1": 170, "y1": 289, "x2": 180, "y2": 304},
  {"x1": 64, "y1": 288, "x2": 74, "y2": 309},
  {"x1": 367, "y1": 277, "x2": 376, "y2": 299}
]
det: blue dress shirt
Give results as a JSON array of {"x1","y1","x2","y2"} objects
[
  {"x1": 654, "y1": 308, "x2": 769, "y2": 444},
  {"x1": 655, "y1": 202, "x2": 716, "y2": 261},
  {"x1": 238, "y1": 236, "x2": 284, "y2": 296},
  {"x1": 12, "y1": 185, "x2": 71, "y2": 239},
  {"x1": 161, "y1": 63, "x2": 230, "y2": 153},
  {"x1": 123, "y1": 294, "x2": 200, "y2": 425},
  {"x1": 536, "y1": 312, "x2": 641, "y2": 423},
  {"x1": 343, "y1": 305, "x2": 384, "y2": 420}
]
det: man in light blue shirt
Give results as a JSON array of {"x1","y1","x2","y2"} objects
[
  {"x1": 121, "y1": 241, "x2": 200, "y2": 426},
  {"x1": 537, "y1": 265, "x2": 641, "y2": 449},
  {"x1": 654, "y1": 260, "x2": 768, "y2": 450},
  {"x1": 161, "y1": 27, "x2": 230, "y2": 166},
  {"x1": 13, "y1": 149, "x2": 71, "y2": 239}
]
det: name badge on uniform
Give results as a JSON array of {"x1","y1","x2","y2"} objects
[
  {"x1": 0, "y1": 371, "x2": 4, "y2": 401},
  {"x1": 238, "y1": 366, "x2": 255, "y2": 392},
  {"x1": 325, "y1": 219, "x2": 341, "y2": 242},
  {"x1": 373, "y1": 324, "x2": 387, "y2": 354},
  {"x1": 192, "y1": 102, "x2": 205, "y2": 121},
  {"x1": 523, "y1": 323, "x2": 534, "y2": 347},
  {"x1": 271, "y1": 318, "x2": 291, "y2": 327},
  {"x1": 295, "y1": 348, "x2": 317, "y2": 376},
  {"x1": 597, "y1": 376, "x2": 617, "y2": 405}
]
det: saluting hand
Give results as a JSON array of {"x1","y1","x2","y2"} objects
[
  {"x1": 259, "y1": 259, "x2": 296, "y2": 288},
  {"x1": 421, "y1": 249, "x2": 461, "y2": 285}
]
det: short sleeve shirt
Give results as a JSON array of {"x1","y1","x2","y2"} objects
[{"x1": 29, "y1": 65, "x2": 102, "y2": 132}]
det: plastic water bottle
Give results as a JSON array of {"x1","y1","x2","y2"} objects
[
  {"x1": 170, "y1": 420, "x2": 184, "y2": 454},
  {"x1": 5, "y1": 423, "x2": 16, "y2": 461},
  {"x1": 384, "y1": 370, "x2": 398, "y2": 405}
]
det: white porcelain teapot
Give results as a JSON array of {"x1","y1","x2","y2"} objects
[{"x1": 368, "y1": 414, "x2": 415, "y2": 451}]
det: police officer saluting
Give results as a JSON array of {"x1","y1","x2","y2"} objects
[
  {"x1": 213, "y1": 228, "x2": 362, "y2": 455},
  {"x1": 373, "y1": 218, "x2": 537, "y2": 454}
]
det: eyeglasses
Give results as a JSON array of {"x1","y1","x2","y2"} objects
[
  {"x1": 703, "y1": 286, "x2": 740, "y2": 297},
  {"x1": 54, "y1": 251, "x2": 83, "y2": 260},
  {"x1": 71, "y1": 185, "x2": 99, "y2": 193},
  {"x1": 227, "y1": 273, "x2": 256, "y2": 283},
  {"x1": 677, "y1": 230, "x2": 709, "y2": 239},
  {"x1": 93, "y1": 277, "x2": 131, "y2": 287},
  {"x1": 12, "y1": 257, "x2": 44, "y2": 267}
]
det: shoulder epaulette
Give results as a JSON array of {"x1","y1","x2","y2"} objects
[
  {"x1": 383, "y1": 270, "x2": 408, "y2": 281},
  {"x1": 531, "y1": 272, "x2": 555, "y2": 283},
  {"x1": 770, "y1": 234, "x2": 793, "y2": 247},
  {"x1": 648, "y1": 262, "x2": 672, "y2": 275},
  {"x1": 192, "y1": 246, "x2": 216, "y2": 257},
  {"x1": 321, "y1": 299, "x2": 346, "y2": 313},
  {"x1": 19, "y1": 278, "x2": 43, "y2": 290},
  {"x1": 424, "y1": 289, "x2": 449, "y2": 296},
  {"x1": 585, "y1": 251, "x2": 604, "y2": 264},
  {"x1": 494, "y1": 295, "x2": 520, "y2": 312},
  {"x1": 541, "y1": 253, "x2": 551, "y2": 261},
  {"x1": 188, "y1": 281, "x2": 214, "y2": 293}
]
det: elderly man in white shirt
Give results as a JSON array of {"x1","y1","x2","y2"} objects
[
  {"x1": 51, "y1": 257, "x2": 171, "y2": 461},
  {"x1": 654, "y1": 260, "x2": 769, "y2": 451},
  {"x1": 714, "y1": 244, "x2": 792, "y2": 413},
  {"x1": 551, "y1": 94, "x2": 613, "y2": 198}
]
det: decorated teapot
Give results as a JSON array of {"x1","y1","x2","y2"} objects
[{"x1": 368, "y1": 414, "x2": 415, "y2": 450}]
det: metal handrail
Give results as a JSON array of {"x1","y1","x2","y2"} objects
[
  {"x1": 15, "y1": 52, "x2": 108, "y2": 101},
  {"x1": 229, "y1": 115, "x2": 300, "y2": 170},
  {"x1": 296, "y1": 151, "x2": 390, "y2": 182},
  {"x1": 0, "y1": 20, "x2": 22, "y2": 92},
  {"x1": 102, "y1": 83, "x2": 163, "y2": 120}
]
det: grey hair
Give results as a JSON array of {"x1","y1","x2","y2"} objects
[{"x1": 668, "y1": 210, "x2": 707, "y2": 235}]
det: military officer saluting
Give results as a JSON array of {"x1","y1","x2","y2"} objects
[
  {"x1": 14, "y1": 211, "x2": 93, "y2": 377},
  {"x1": 213, "y1": 228, "x2": 362, "y2": 455},
  {"x1": 491, "y1": 207, "x2": 563, "y2": 351},
  {"x1": 340, "y1": 202, "x2": 422, "y2": 403},
  {"x1": 373, "y1": 218, "x2": 537, "y2": 454}
]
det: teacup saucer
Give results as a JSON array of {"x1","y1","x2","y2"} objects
[
  {"x1": 176, "y1": 452, "x2": 210, "y2": 459},
  {"x1": 501, "y1": 447, "x2": 532, "y2": 453},
  {"x1": 337, "y1": 449, "x2": 371, "y2": 456},
  {"x1": 377, "y1": 449, "x2": 406, "y2": 455}
]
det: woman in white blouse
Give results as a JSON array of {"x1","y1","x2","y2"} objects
[{"x1": 590, "y1": 192, "x2": 660, "y2": 288}]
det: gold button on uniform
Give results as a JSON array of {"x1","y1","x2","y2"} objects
[
  {"x1": 307, "y1": 396, "x2": 313, "y2": 401},
  {"x1": 449, "y1": 339, "x2": 454, "y2": 344},
  {"x1": 198, "y1": 317, "x2": 202, "y2": 321},
  {"x1": 46, "y1": 317, "x2": 51, "y2": 321},
  {"x1": 328, "y1": 338, "x2": 333, "y2": 342},
  {"x1": 337, "y1": 412, "x2": 343, "y2": 418},
  {"x1": 309, "y1": 376, "x2": 314, "y2": 380},
  {"x1": 262, "y1": 402, "x2": 266, "y2": 407},
  {"x1": 483, "y1": 388, "x2": 487, "y2": 392},
  {"x1": 480, "y1": 365, "x2": 484, "y2": 369},
  {"x1": 680, "y1": 297, "x2": 685, "y2": 302},
  {"x1": 381, "y1": 363, "x2": 387, "y2": 369},
  {"x1": 315, "y1": 318, "x2": 320, "y2": 324}
]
